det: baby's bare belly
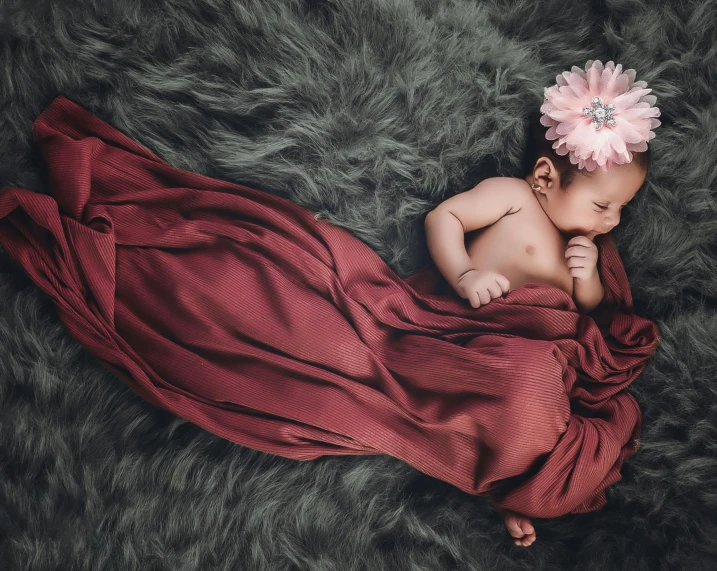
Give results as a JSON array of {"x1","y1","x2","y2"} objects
[{"x1": 464, "y1": 211, "x2": 574, "y2": 297}]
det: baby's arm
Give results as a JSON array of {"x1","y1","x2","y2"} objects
[
  {"x1": 424, "y1": 177, "x2": 527, "y2": 292},
  {"x1": 567, "y1": 236, "x2": 606, "y2": 313},
  {"x1": 574, "y1": 274, "x2": 605, "y2": 314}
]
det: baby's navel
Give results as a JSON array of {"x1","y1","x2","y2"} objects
[{"x1": 525, "y1": 245, "x2": 536, "y2": 255}]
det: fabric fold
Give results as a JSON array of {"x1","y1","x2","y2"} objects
[{"x1": 0, "y1": 96, "x2": 661, "y2": 518}]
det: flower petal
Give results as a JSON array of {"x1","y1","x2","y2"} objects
[{"x1": 539, "y1": 59, "x2": 661, "y2": 172}]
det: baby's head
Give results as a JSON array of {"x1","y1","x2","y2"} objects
[
  {"x1": 520, "y1": 60, "x2": 661, "y2": 240},
  {"x1": 522, "y1": 110, "x2": 650, "y2": 240}
]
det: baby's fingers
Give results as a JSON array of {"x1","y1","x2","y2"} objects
[
  {"x1": 495, "y1": 275, "x2": 511, "y2": 295},
  {"x1": 485, "y1": 281, "x2": 504, "y2": 300},
  {"x1": 467, "y1": 291, "x2": 483, "y2": 309},
  {"x1": 477, "y1": 288, "x2": 493, "y2": 305}
]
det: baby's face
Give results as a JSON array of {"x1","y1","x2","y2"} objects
[{"x1": 542, "y1": 161, "x2": 647, "y2": 240}]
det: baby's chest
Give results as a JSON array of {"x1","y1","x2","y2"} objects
[{"x1": 465, "y1": 209, "x2": 574, "y2": 295}]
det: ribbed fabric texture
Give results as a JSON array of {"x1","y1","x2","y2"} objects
[{"x1": 0, "y1": 96, "x2": 661, "y2": 519}]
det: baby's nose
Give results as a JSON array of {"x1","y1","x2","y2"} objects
[{"x1": 604, "y1": 213, "x2": 620, "y2": 229}]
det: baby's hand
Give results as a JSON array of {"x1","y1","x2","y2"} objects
[
  {"x1": 455, "y1": 269, "x2": 511, "y2": 308},
  {"x1": 565, "y1": 236, "x2": 598, "y2": 284}
]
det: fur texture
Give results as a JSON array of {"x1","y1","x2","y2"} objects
[{"x1": 1, "y1": 0, "x2": 716, "y2": 568}]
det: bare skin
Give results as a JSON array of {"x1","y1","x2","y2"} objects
[
  {"x1": 499, "y1": 508, "x2": 537, "y2": 547},
  {"x1": 468, "y1": 156, "x2": 647, "y2": 545},
  {"x1": 465, "y1": 157, "x2": 647, "y2": 300}
]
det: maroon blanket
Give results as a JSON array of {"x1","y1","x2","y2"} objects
[{"x1": 0, "y1": 96, "x2": 660, "y2": 518}]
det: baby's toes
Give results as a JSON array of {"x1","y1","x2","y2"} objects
[
  {"x1": 515, "y1": 531, "x2": 536, "y2": 547},
  {"x1": 520, "y1": 519, "x2": 535, "y2": 536}
]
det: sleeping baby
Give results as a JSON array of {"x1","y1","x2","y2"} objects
[
  {"x1": 425, "y1": 60, "x2": 660, "y2": 317},
  {"x1": 424, "y1": 59, "x2": 661, "y2": 544},
  {"x1": 424, "y1": 138, "x2": 646, "y2": 314}
]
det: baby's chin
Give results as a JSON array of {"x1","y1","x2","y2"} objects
[{"x1": 564, "y1": 230, "x2": 597, "y2": 241}]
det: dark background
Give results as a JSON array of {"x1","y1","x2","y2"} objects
[{"x1": 1, "y1": 0, "x2": 715, "y2": 569}]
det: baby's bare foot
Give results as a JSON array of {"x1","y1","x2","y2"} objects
[{"x1": 499, "y1": 508, "x2": 536, "y2": 547}]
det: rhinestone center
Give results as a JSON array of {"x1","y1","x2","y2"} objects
[{"x1": 583, "y1": 96, "x2": 617, "y2": 130}]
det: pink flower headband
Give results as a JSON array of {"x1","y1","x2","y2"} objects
[{"x1": 540, "y1": 59, "x2": 661, "y2": 173}]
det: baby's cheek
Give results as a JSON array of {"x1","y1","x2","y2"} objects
[{"x1": 581, "y1": 214, "x2": 599, "y2": 233}]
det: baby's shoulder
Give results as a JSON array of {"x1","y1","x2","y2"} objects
[
  {"x1": 479, "y1": 176, "x2": 532, "y2": 195},
  {"x1": 478, "y1": 176, "x2": 533, "y2": 208}
]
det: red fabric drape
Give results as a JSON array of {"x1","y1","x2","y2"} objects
[{"x1": 0, "y1": 96, "x2": 660, "y2": 518}]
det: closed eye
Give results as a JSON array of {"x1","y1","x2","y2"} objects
[{"x1": 594, "y1": 203, "x2": 627, "y2": 211}]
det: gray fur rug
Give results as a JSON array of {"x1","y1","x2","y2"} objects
[{"x1": 1, "y1": 0, "x2": 716, "y2": 569}]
